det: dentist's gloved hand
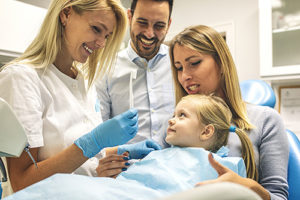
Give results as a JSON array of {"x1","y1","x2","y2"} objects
[
  {"x1": 117, "y1": 139, "x2": 161, "y2": 159},
  {"x1": 75, "y1": 109, "x2": 138, "y2": 158}
]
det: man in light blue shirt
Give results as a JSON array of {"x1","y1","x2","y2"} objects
[{"x1": 96, "y1": 0, "x2": 175, "y2": 150}]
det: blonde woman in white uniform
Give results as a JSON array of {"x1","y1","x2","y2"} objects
[{"x1": 0, "y1": 0, "x2": 159, "y2": 196}]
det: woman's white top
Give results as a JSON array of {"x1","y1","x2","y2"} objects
[{"x1": 0, "y1": 63, "x2": 102, "y2": 176}]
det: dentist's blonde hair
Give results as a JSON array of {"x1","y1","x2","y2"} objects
[
  {"x1": 5, "y1": 0, "x2": 127, "y2": 87},
  {"x1": 169, "y1": 25, "x2": 254, "y2": 130},
  {"x1": 181, "y1": 94, "x2": 258, "y2": 181}
]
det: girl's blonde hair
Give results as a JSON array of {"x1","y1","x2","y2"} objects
[
  {"x1": 169, "y1": 25, "x2": 253, "y2": 130},
  {"x1": 181, "y1": 94, "x2": 258, "y2": 181},
  {"x1": 5, "y1": 0, "x2": 127, "y2": 87}
]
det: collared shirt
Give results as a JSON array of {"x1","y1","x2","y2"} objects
[{"x1": 96, "y1": 41, "x2": 175, "y2": 148}]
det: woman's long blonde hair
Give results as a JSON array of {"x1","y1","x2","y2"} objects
[
  {"x1": 169, "y1": 25, "x2": 253, "y2": 130},
  {"x1": 4, "y1": 0, "x2": 127, "y2": 87},
  {"x1": 181, "y1": 94, "x2": 258, "y2": 181}
]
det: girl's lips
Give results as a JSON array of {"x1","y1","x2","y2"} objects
[{"x1": 167, "y1": 127, "x2": 175, "y2": 134}]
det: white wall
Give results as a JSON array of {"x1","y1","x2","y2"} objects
[
  {"x1": 0, "y1": 0, "x2": 46, "y2": 64},
  {"x1": 16, "y1": 0, "x2": 50, "y2": 9},
  {"x1": 0, "y1": 0, "x2": 260, "y2": 81},
  {"x1": 167, "y1": 0, "x2": 260, "y2": 81}
]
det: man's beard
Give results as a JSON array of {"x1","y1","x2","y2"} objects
[{"x1": 131, "y1": 32, "x2": 162, "y2": 60}]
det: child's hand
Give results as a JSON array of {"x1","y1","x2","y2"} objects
[{"x1": 96, "y1": 152, "x2": 130, "y2": 178}]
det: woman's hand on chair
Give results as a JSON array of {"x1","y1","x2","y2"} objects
[
  {"x1": 195, "y1": 153, "x2": 245, "y2": 186},
  {"x1": 195, "y1": 153, "x2": 270, "y2": 200}
]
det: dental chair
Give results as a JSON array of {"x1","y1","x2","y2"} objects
[
  {"x1": 240, "y1": 79, "x2": 300, "y2": 200},
  {"x1": 240, "y1": 79, "x2": 276, "y2": 108},
  {"x1": 0, "y1": 98, "x2": 30, "y2": 199}
]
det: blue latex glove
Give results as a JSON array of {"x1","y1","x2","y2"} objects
[
  {"x1": 75, "y1": 109, "x2": 138, "y2": 158},
  {"x1": 117, "y1": 139, "x2": 161, "y2": 159}
]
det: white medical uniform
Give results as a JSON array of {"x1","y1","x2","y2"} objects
[
  {"x1": 0, "y1": 63, "x2": 102, "y2": 178},
  {"x1": 96, "y1": 42, "x2": 175, "y2": 148}
]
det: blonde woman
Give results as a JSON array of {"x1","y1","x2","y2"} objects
[
  {"x1": 0, "y1": 0, "x2": 146, "y2": 195},
  {"x1": 169, "y1": 25, "x2": 288, "y2": 200}
]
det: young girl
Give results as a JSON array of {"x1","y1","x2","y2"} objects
[
  {"x1": 166, "y1": 94, "x2": 258, "y2": 181},
  {"x1": 5, "y1": 94, "x2": 257, "y2": 200}
]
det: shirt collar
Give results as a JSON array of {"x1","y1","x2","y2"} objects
[{"x1": 127, "y1": 40, "x2": 168, "y2": 69}]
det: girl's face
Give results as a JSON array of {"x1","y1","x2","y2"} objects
[
  {"x1": 60, "y1": 7, "x2": 116, "y2": 64},
  {"x1": 173, "y1": 44, "x2": 222, "y2": 96},
  {"x1": 166, "y1": 100, "x2": 207, "y2": 147}
]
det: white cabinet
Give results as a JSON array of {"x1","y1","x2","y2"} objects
[
  {"x1": 259, "y1": 0, "x2": 300, "y2": 79},
  {"x1": 0, "y1": 0, "x2": 47, "y2": 64}
]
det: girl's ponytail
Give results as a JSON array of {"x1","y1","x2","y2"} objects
[{"x1": 234, "y1": 127, "x2": 258, "y2": 181}]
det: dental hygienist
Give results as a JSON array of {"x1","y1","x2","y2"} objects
[{"x1": 0, "y1": 0, "x2": 159, "y2": 196}]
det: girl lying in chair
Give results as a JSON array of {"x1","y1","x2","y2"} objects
[{"x1": 5, "y1": 94, "x2": 258, "y2": 200}]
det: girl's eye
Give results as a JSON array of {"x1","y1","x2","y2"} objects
[{"x1": 179, "y1": 112, "x2": 186, "y2": 117}]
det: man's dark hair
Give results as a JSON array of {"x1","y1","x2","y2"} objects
[{"x1": 130, "y1": 0, "x2": 173, "y2": 19}]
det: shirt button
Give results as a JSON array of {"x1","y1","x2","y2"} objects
[
  {"x1": 83, "y1": 118, "x2": 89, "y2": 124},
  {"x1": 143, "y1": 60, "x2": 147, "y2": 67}
]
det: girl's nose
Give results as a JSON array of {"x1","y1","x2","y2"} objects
[{"x1": 168, "y1": 118, "x2": 175, "y2": 125}]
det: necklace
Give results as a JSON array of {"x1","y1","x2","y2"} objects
[{"x1": 70, "y1": 66, "x2": 78, "y2": 78}]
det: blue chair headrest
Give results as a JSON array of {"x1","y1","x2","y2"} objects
[
  {"x1": 240, "y1": 79, "x2": 276, "y2": 108},
  {"x1": 286, "y1": 129, "x2": 300, "y2": 200}
]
